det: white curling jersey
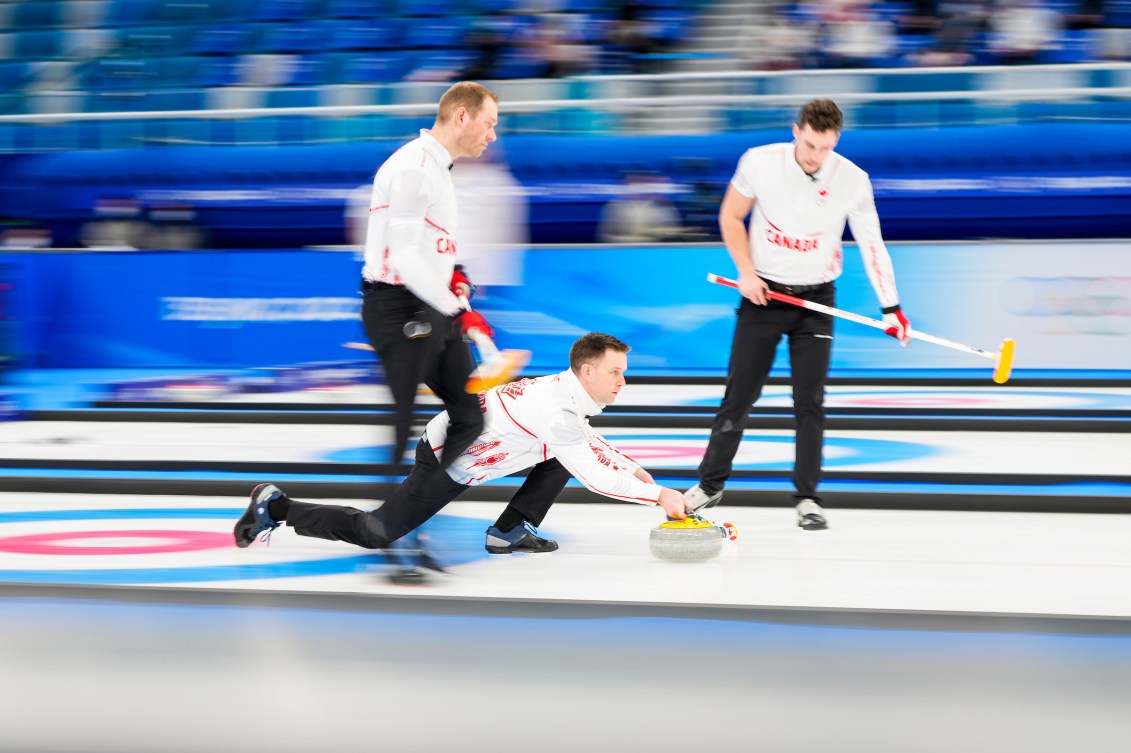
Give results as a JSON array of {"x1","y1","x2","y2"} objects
[
  {"x1": 424, "y1": 369, "x2": 663, "y2": 505},
  {"x1": 362, "y1": 129, "x2": 463, "y2": 316},
  {"x1": 732, "y1": 142, "x2": 900, "y2": 308}
]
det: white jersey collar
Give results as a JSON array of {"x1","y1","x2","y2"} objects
[
  {"x1": 419, "y1": 129, "x2": 454, "y2": 170},
  {"x1": 560, "y1": 367, "x2": 604, "y2": 417}
]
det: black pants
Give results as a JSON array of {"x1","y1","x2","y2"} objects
[
  {"x1": 698, "y1": 284, "x2": 835, "y2": 502},
  {"x1": 361, "y1": 282, "x2": 483, "y2": 469},
  {"x1": 286, "y1": 439, "x2": 573, "y2": 548}
]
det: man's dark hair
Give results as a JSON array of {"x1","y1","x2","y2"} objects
[
  {"x1": 798, "y1": 99, "x2": 843, "y2": 133},
  {"x1": 569, "y1": 332, "x2": 630, "y2": 373}
]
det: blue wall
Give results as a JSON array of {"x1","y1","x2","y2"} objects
[{"x1": 6, "y1": 241, "x2": 1130, "y2": 377}]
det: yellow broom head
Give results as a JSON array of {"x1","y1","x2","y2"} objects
[
  {"x1": 993, "y1": 338, "x2": 1015, "y2": 384},
  {"x1": 465, "y1": 349, "x2": 531, "y2": 393}
]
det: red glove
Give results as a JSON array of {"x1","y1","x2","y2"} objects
[
  {"x1": 882, "y1": 306, "x2": 912, "y2": 347},
  {"x1": 454, "y1": 309, "x2": 494, "y2": 340},
  {"x1": 450, "y1": 265, "x2": 473, "y2": 300}
]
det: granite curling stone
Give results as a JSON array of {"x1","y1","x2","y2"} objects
[{"x1": 649, "y1": 517, "x2": 724, "y2": 562}]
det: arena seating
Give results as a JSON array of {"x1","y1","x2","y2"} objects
[
  {"x1": 0, "y1": 0, "x2": 706, "y2": 116},
  {"x1": 1, "y1": 121, "x2": 1126, "y2": 246},
  {"x1": 1, "y1": 1, "x2": 1127, "y2": 118}
]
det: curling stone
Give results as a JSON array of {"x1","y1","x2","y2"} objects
[{"x1": 649, "y1": 517, "x2": 724, "y2": 562}]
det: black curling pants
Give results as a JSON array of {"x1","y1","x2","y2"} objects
[
  {"x1": 361, "y1": 282, "x2": 482, "y2": 470},
  {"x1": 286, "y1": 439, "x2": 573, "y2": 548},
  {"x1": 697, "y1": 284, "x2": 835, "y2": 503}
]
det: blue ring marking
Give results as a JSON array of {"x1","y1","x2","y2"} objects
[
  {"x1": 0, "y1": 470, "x2": 402, "y2": 481},
  {"x1": 0, "y1": 508, "x2": 493, "y2": 585}
]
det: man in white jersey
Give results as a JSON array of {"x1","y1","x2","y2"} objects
[
  {"x1": 686, "y1": 99, "x2": 912, "y2": 531},
  {"x1": 234, "y1": 333, "x2": 692, "y2": 580},
  {"x1": 361, "y1": 81, "x2": 498, "y2": 470}
]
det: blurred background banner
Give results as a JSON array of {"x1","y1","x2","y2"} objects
[{"x1": 6, "y1": 240, "x2": 1128, "y2": 376}]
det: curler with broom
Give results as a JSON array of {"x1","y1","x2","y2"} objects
[{"x1": 344, "y1": 298, "x2": 529, "y2": 393}]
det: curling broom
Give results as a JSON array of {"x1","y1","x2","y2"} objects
[{"x1": 707, "y1": 273, "x2": 1015, "y2": 384}]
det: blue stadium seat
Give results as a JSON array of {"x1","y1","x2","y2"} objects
[
  {"x1": 490, "y1": 47, "x2": 548, "y2": 79},
  {"x1": 196, "y1": 57, "x2": 240, "y2": 87},
  {"x1": 872, "y1": 1, "x2": 913, "y2": 24},
  {"x1": 63, "y1": 0, "x2": 112, "y2": 29},
  {"x1": 1039, "y1": 30, "x2": 1093, "y2": 64},
  {"x1": 336, "y1": 51, "x2": 418, "y2": 83},
  {"x1": 0, "y1": 61, "x2": 29, "y2": 91},
  {"x1": 253, "y1": 0, "x2": 317, "y2": 22},
  {"x1": 258, "y1": 21, "x2": 323, "y2": 53},
  {"x1": 152, "y1": 56, "x2": 205, "y2": 88},
  {"x1": 118, "y1": 25, "x2": 196, "y2": 56},
  {"x1": 467, "y1": 0, "x2": 522, "y2": 11},
  {"x1": 405, "y1": 49, "x2": 475, "y2": 80},
  {"x1": 1111, "y1": 0, "x2": 1131, "y2": 26},
  {"x1": 641, "y1": 10, "x2": 695, "y2": 44},
  {"x1": 322, "y1": 18, "x2": 407, "y2": 50},
  {"x1": 83, "y1": 58, "x2": 148, "y2": 90},
  {"x1": 401, "y1": 16, "x2": 471, "y2": 49},
  {"x1": 325, "y1": 0, "x2": 397, "y2": 18},
  {"x1": 280, "y1": 54, "x2": 325, "y2": 86},
  {"x1": 191, "y1": 25, "x2": 254, "y2": 55},
  {"x1": 105, "y1": 0, "x2": 159, "y2": 26},
  {"x1": 13, "y1": 1, "x2": 65, "y2": 29},
  {"x1": 402, "y1": 0, "x2": 458, "y2": 16},
  {"x1": 14, "y1": 29, "x2": 64, "y2": 58},
  {"x1": 150, "y1": 0, "x2": 214, "y2": 22}
]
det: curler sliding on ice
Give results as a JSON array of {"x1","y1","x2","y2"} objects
[{"x1": 707, "y1": 272, "x2": 1015, "y2": 384}]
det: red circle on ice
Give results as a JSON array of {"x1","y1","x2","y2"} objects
[{"x1": 0, "y1": 530, "x2": 232, "y2": 555}]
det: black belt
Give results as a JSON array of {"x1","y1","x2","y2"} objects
[
  {"x1": 361, "y1": 279, "x2": 401, "y2": 292},
  {"x1": 764, "y1": 279, "x2": 831, "y2": 295}
]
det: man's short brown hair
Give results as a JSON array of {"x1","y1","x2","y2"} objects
[
  {"x1": 569, "y1": 332, "x2": 630, "y2": 373},
  {"x1": 437, "y1": 81, "x2": 499, "y2": 123},
  {"x1": 798, "y1": 99, "x2": 843, "y2": 133}
]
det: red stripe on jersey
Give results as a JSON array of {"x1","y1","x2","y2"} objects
[
  {"x1": 424, "y1": 217, "x2": 449, "y2": 235},
  {"x1": 497, "y1": 393, "x2": 537, "y2": 438},
  {"x1": 379, "y1": 246, "x2": 403, "y2": 285},
  {"x1": 867, "y1": 243, "x2": 892, "y2": 298},
  {"x1": 594, "y1": 434, "x2": 636, "y2": 465},
  {"x1": 369, "y1": 204, "x2": 389, "y2": 213}
]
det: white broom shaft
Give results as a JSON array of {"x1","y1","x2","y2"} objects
[{"x1": 706, "y1": 273, "x2": 997, "y2": 362}]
